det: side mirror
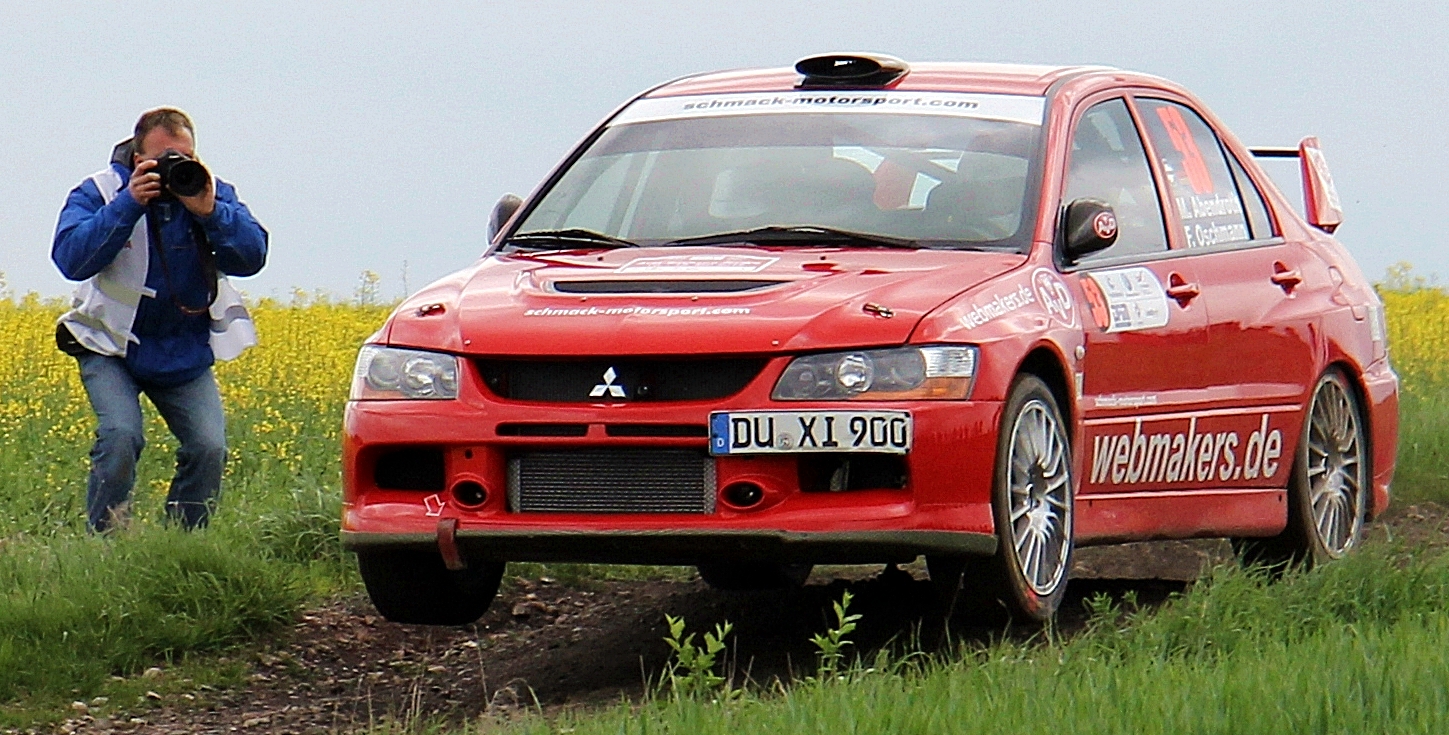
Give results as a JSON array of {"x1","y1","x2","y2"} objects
[
  {"x1": 1061, "y1": 198, "x2": 1118, "y2": 263},
  {"x1": 487, "y1": 194, "x2": 523, "y2": 242}
]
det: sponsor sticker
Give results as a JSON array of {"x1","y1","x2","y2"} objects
[
  {"x1": 1092, "y1": 210, "x2": 1118, "y2": 240},
  {"x1": 1032, "y1": 268, "x2": 1077, "y2": 328},
  {"x1": 616, "y1": 254, "x2": 779, "y2": 274},
  {"x1": 961, "y1": 282, "x2": 1036, "y2": 329},
  {"x1": 1082, "y1": 267, "x2": 1169, "y2": 333},
  {"x1": 1086, "y1": 410, "x2": 1289, "y2": 488},
  {"x1": 1304, "y1": 144, "x2": 1343, "y2": 212},
  {"x1": 612, "y1": 91, "x2": 1048, "y2": 126},
  {"x1": 523, "y1": 305, "x2": 752, "y2": 317},
  {"x1": 1093, "y1": 394, "x2": 1158, "y2": 409}
]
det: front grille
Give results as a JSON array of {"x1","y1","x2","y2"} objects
[
  {"x1": 509, "y1": 449, "x2": 716, "y2": 513},
  {"x1": 477, "y1": 358, "x2": 767, "y2": 402}
]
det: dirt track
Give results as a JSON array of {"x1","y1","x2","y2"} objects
[{"x1": 45, "y1": 503, "x2": 1449, "y2": 735}]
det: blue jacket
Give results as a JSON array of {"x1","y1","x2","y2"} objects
[{"x1": 53, "y1": 160, "x2": 268, "y2": 386}]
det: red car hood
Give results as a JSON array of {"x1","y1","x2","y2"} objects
[{"x1": 385, "y1": 247, "x2": 1027, "y2": 356}]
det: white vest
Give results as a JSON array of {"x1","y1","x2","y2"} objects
[{"x1": 57, "y1": 168, "x2": 256, "y2": 360}]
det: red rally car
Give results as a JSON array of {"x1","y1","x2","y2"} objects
[{"x1": 343, "y1": 54, "x2": 1398, "y2": 625}]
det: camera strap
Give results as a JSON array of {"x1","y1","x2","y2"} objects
[{"x1": 145, "y1": 204, "x2": 218, "y2": 317}]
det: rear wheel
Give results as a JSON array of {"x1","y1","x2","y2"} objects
[
  {"x1": 356, "y1": 549, "x2": 505, "y2": 625},
  {"x1": 696, "y1": 562, "x2": 813, "y2": 591},
  {"x1": 931, "y1": 374, "x2": 1074, "y2": 624},
  {"x1": 1234, "y1": 369, "x2": 1369, "y2": 571}
]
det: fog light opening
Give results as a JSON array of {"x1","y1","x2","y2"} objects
[
  {"x1": 723, "y1": 482, "x2": 765, "y2": 509},
  {"x1": 451, "y1": 480, "x2": 488, "y2": 509}
]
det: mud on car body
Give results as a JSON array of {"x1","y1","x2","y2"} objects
[{"x1": 343, "y1": 54, "x2": 1398, "y2": 625}]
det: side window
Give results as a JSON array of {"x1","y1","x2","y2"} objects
[
  {"x1": 1064, "y1": 98, "x2": 1167, "y2": 261},
  {"x1": 1136, "y1": 99, "x2": 1252, "y2": 248},
  {"x1": 1226, "y1": 151, "x2": 1276, "y2": 240}
]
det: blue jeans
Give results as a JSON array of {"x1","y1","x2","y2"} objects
[{"x1": 76, "y1": 353, "x2": 227, "y2": 532}]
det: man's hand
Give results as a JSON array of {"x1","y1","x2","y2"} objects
[
  {"x1": 127, "y1": 159, "x2": 162, "y2": 206},
  {"x1": 177, "y1": 171, "x2": 216, "y2": 218}
]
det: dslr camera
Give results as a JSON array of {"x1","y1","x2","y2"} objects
[{"x1": 152, "y1": 149, "x2": 209, "y2": 198}]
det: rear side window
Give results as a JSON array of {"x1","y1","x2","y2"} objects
[
  {"x1": 1226, "y1": 151, "x2": 1276, "y2": 239},
  {"x1": 1063, "y1": 98, "x2": 1168, "y2": 261},
  {"x1": 1136, "y1": 99, "x2": 1252, "y2": 248}
]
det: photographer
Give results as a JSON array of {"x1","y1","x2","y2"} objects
[{"x1": 52, "y1": 107, "x2": 268, "y2": 532}]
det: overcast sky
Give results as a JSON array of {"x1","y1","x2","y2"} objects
[{"x1": 2, "y1": 0, "x2": 1442, "y2": 300}]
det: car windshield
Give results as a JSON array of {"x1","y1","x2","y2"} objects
[{"x1": 512, "y1": 91, "x2": 1046, "y2": 251}]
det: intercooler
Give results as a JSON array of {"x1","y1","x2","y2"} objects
[{"x1": 508, "y1": 448, "x2": 716, "y2": 513}]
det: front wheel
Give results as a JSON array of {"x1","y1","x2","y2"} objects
[
  {"x1": 1234, "y1": 369, "x2": 1369, "y2": 572},
  {"x1": 932, "y1": 374, "x2": 1074, "y2": 624},
  {"x1": 356, "y1": 549, "x2": 505, "y2": 625}
]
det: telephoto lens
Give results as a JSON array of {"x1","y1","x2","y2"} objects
[{"x1": 153, "y1": 149, "x2": 209, "y2": 198}]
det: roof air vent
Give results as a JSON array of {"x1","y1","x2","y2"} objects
[{"x1": 794, "y1": 53, "x2": 910, "y2": 88}]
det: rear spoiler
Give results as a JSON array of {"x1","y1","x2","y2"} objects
[{"x1": 1250, "y1": 136, "x2": 1343, "y2": 234}]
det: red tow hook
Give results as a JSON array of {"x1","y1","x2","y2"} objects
[{"x1": 437, "y1": 518, "x2": 466, "y2": 571}]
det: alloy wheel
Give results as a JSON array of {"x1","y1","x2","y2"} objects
[
  {"x1": 1006, "y1": 398, "x2": 1072, "y2": 595},
  {"x1": 1306, "y1": 376, "x2": 1367, "y2": 557}
]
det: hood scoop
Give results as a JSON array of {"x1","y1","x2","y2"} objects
[{"x1": 552, "y1": 279, "x2": 783, "y2": 294}]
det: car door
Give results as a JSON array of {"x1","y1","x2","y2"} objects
[
  {"x1": 1134, "y1": 97, "x2": 1318, "y2": 489},
  {"x1": 1060, "y1": 97, "x2": 1216, "y2": 497}
]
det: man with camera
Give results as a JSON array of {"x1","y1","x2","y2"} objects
[{"x1": 52, "y1": 107, "x2": 268, "y2": 532}]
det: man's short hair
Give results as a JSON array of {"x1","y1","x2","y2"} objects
[{"x1": 133, "y1": 107, "x2": 195, "y2": 149}]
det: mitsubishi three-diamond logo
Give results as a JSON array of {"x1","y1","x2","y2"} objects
[{"x1": 590, "y1": 367, "x2": 627, "y2": 398}]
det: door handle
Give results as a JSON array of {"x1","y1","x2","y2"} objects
[
  {"x1": 1271, "y1": 262, "x2": 1302, "y2": 292},
  {"x1": 1165, "y1": 273, "x2": 1200, "y2": 306}
]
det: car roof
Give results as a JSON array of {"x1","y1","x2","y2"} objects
[{"x1": 648, "y1": 62, "x2": 1126, "y2": 98}]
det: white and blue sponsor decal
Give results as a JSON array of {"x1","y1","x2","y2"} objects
[{"x1": 614, "y1": 91, "x2": 1047, "y2": 126}]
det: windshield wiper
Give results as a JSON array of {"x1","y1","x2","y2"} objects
[
  {"x1": 665, "y1": 226, "x2": 918, "y2": 249},
  {"x1": 505, "y1": 228, "x2": 641, "y2": 251}
]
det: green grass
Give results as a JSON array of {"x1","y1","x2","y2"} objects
[
  {"x1": 0, "y1": 528, "x2": 302, "y2": 708},
  {"x1": 521, "y1": 618, "x2": 1449, "y2": 735},
  {"x1": 499, "y1": 545, "x2": 1449, "y2": 735},
  {"x1": 1391, "y1": 385, "x2": 1449, "y2": 504}
]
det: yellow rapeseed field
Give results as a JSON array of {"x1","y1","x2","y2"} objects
[
  {"x1": 0, "y1": 280, "x2": 1443, "y2": 534},
  {"x1": 0, "y1": 293, "x2": 390, "y2": 535},
  {"x1": 1380, "y1": 288, "x2": 1449, "y2": 391}
]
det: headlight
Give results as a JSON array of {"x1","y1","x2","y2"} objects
[
  {"x1": 350, "y1": 345, "x2": 459, "y2": 400},
  {"x1": 772, "y1": 346, "x2": 978, "y2": 400}
]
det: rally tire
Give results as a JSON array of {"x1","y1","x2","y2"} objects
[
  {"x1": 356, "y1": 549, "x2": 505, "y2": 626},
  {"x1": 1233, "y1": 369, "x2": 1370, "y2": 572},
  {"x1": 933, "y1": 374, "x2": 1074, "y2": 625},
  {"x1": 697, "y1": 562, "x2": 813, "y2": 591}
]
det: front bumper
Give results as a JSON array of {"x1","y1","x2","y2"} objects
[
  {"x1": 342, "y1": 528, "x2": 996, "y2": 565},
  {"x1": 342, "y1": 358, "x2": 1004, "y2": 565}
]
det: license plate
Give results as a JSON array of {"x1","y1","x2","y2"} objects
[{"x1": 709, "y1": 410, "x2": 912, "y2": 455}]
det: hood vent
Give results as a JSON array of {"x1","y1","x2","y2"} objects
[{"x1": 553, "y1": 279, "x2": 782, "y2": 294}]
